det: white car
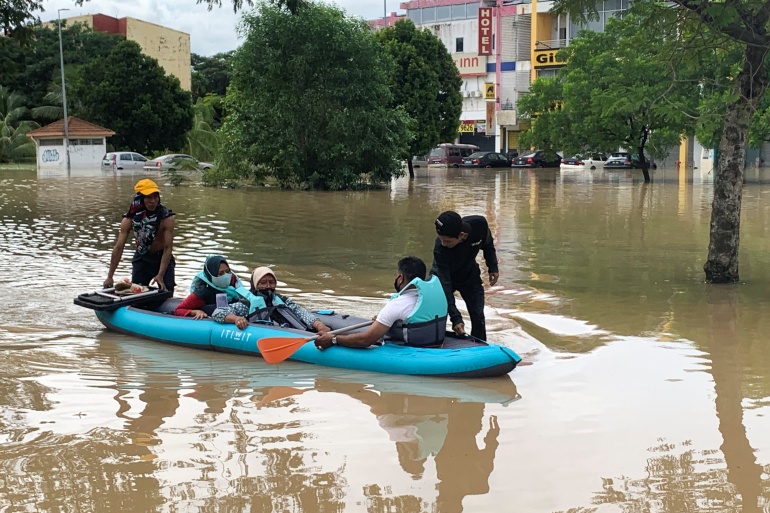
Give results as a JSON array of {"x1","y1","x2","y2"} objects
[
  {"x1": 101, "y1": 152, "x2": 148, "y2": 170},
  {"x1": 143, "y1": 154, "x2": 213, "y2": 171},
  {"x1": 560, "y1": 153, "x2": 607, "y2": 170}
]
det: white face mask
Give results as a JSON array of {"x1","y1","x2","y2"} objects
[{"x1": 211, "y1": 273, "x2": 232, "y2": 289}]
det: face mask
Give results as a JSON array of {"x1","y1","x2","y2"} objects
[
  {"x1": 260, "y1": 288, "x2": 275, "y2": 298},
  {"x1": 211, "y1": 273, "x2": 231, "y2": 289},
  {"x1": 394, "y1": 277, "x2": 402, "y2": 293}
]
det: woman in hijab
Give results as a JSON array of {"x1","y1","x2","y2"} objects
[
  {"x1": 174, "y1": 255, "x2": 241, "y2": 319},
  {"x1": 217, "y1": 266, "x2": 331, "y2": 333}
]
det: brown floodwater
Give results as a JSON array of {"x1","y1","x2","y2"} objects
[{"x1": 0, "y1": 165, "x2": 769, "y2": 512}]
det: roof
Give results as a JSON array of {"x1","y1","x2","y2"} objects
[{"x1": 27, "y1": 117, "x2": 115, "y2": 139}]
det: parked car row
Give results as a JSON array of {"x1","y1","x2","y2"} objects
[{"x1": 101, "y1": 152, "x2": 214, "y2": 171}]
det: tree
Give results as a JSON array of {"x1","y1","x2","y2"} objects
[
  {"x1": 182, "y1": 97, "x2": 220, "y2": 163},
  {"x1": 216, "y1": 3, "x2": 411, "y2": 190},
  {"x1": 0, "y1": 87, "x2": 39, "y2": 163},
  {"x1": 552, "y1": 0, "x2": 770, "y2": 283},
  {"x1": 198, "y1": 0, "x2": 308, "y2": 15},
  {"x1": 375, "y1": 20, "x2": 462, "y2": 178},
  {"x1": 518, "y1": 8, "x2": 700, "y2": 182},
  {"x1": 74, "y1": 40, "x2": 193, "y2": 154},
  {"x1": 191, "y1": 51, "x2": 234, "y2": 99}
]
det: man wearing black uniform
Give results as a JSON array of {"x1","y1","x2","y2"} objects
[{"x1": 431, "y1": 210, "x2": 499, "y2": 340}]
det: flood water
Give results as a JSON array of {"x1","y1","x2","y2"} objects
[{"x1": 1, "y1": 165, "x2": 769, "y2": 512}]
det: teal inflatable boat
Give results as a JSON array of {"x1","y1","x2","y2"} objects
[{"x1": 75, "y1": 290, "x2": 521, "y2": 378}]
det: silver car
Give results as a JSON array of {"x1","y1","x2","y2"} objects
[
  {"x1": 101, "y1": 152, "x2": 148, "y2": 170},
  {"x1": 143, "y1": 154, "x2": 214, "y2": 171}
]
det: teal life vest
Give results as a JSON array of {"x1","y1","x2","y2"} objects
[
  {"x1": 388, "y1": 275, "x2": 448, "y2": 347},
  {"x1": 243, "y1": 292, "x2": 310, "y2": 330}
]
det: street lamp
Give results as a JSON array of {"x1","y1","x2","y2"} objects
[{"x1": 57, "y1": 8, "x2": 70, "y2": 176}]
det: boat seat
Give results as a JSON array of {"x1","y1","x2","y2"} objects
[{"x1": 155, "y1": 297, "x2": 183, "y2": 314}]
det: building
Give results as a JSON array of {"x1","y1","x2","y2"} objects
[
  {"x1": 27, "y1": 118, "x2": 115, "y2": 175},
  {"x1": 58, "y1": 14, "x2": 191, "y2": 91}
]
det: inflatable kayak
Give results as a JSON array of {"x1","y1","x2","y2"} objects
[{"x1": 75, "y1": 290, "x2": 521, "y2": 378}]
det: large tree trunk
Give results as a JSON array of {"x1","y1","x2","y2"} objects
[
  {"x1": 704, "y1": 47, "x2": 769, "y2": 283},
  {"x1": 407, "y1": 158, "x2": 414, "y2": 179}
]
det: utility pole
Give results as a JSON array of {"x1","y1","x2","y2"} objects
[{"x1": 58, "y1": 9, "x2": 71, "y2": 176}]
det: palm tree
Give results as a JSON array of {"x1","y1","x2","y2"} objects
[
  {"x1": 0, "y1": 86, "x2": 39, "y2": 163},
  {"x1": 182, "y1": 98, "x2": 220, "y2": 163}
]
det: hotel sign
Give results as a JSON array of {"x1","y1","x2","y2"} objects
[
  {"x1": 452, "y1": 53, "x2": 487, "y2": 76},
  {"x1": 478, "y1": 7, "x2": 493, "y2": 55}
]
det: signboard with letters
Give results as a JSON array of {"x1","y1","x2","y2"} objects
[
  {"x1": 478, "y1": 7, "x2": 493, "y2": 56},
  {"x1": 533, "y1": 49, "x2": 564, "y2": 69},
  {"x1": 458, "y1": 120, "x2": 475, "y2": 133},
  {"x1": 484, "y1": 83, "x2": 495, "y2": 99},
  {"x1": 452, "y1": 53, "x2": 487, "y2": 76}
]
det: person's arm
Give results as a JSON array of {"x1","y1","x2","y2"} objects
[
  {"x1": 316, "y1": 321, "x2": 391, "y2": 349},
  {"x1": 152, "y1": 216, "x2": 175, "y2": 291},
  {"x1": 280, "y1": 295, "x2": 331, "y2": 332},
  {"x1": 104, "y1": 218, "x2": 132, "y2": 288},
  {"x1": 174, "y1": 293, "x2": 207, "y2": 319},
  {"x1": 481, "y1": 223, "x2": 499, "y2": 286},
  {"x1": 213, "y1": 302, "x2": 249, "y2": 329},
  {"x1": 431, "y1": 240, "x2": 463, "y2": 327}
]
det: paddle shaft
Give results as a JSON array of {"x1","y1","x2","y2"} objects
[
  {"x1": 257, "y1": 320, "x2": 373, "y2": 364},
  {"x1": 312, "y1": 321, "x2": 373, "y2": 341}
]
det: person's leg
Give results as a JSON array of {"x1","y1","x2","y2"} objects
[
  {"x1": 131, "y1": 253, "x2": 156, "y2": 286},
  {"x1": 163, "y1": 255, "x2": 176, "y2": 295},
  {"x1": 458, "y1": 281, "x2": 486, "y2": 340}
]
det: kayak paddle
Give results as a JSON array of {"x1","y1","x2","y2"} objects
[{"x1": 258, "y1": 321, "x2": 373, "y2": 364}]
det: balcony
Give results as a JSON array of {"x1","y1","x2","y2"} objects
[{"x1": 535, "y1": 39, "x2": 567, "y2": 50}]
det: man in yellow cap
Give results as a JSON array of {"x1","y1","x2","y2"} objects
[{"x1": 103, "y1": 178, "x2": 176, "y2": 293}]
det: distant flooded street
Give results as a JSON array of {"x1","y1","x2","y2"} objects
[{"x1": 0, "y1": 165, "x2": 769, "y2": 511}]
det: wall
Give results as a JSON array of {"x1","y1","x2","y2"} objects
[
  {"x1": 124, "y1": 18, "x2": 191, "y2": 91},
  {"x1": 35, "y1": 138, "x2": 107, "y2": 176}
]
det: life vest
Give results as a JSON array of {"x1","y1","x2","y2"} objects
[
  {"x1": 389, "y1": 275, "x2": 448, "y2": 347},
  {"x1": 243, "y1": 292, "x2": 309, "y2": 331}
]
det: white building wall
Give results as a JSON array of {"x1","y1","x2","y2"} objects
[{"x1": 35, "y1": 138, "x2": 108, "y2": 176}]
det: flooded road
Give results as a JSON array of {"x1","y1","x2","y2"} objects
[{"x1": 0, "y1": 165, "x2": 769, "y2": 511}]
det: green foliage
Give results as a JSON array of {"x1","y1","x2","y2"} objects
[
  {"x1": 182, "y1": 98, "x2": 220, "y2": 162},
  {"x1": 191, "y1": 51, "x2": 234, "y2": 99},
  {"x1": 375, "y1": 20, "x2": 462, "y2": 158},
  {"x1": 217, "y1": 2, "x2": 411, "y2": 190},
  {"x1": 198, "y1": 0, "x2": 308, "y2": 15},
  {"x1": 2, "y1": 24, "x2": 123, "y2": 108},
  {"x1": 518, "y1": 7, "x2": 700, "y2": 160},
  {"x1": 0, "y1": 86, "x2": 39, "y2": 163},
  {"x1": 73, "y1": 40, "x2": 194, "y2": 154},
  {"x1": 0, "y1": 0, "x2": 43, "y2": 42}
]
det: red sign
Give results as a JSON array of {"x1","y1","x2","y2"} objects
[{"x1": 478, "y1": 7, "x2": 493, "y2": 56}]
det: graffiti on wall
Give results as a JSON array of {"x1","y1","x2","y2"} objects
[{"x1": 41, "y1": 149, "x2": 60, "y2": 163}]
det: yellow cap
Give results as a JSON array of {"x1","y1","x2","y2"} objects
[{"x1": 134, "y1": 179, "x2": 160, "y2": 196}]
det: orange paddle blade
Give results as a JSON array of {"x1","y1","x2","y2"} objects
[{"x1": 258, "y1": 336, "x2": 313, "y2": 364}]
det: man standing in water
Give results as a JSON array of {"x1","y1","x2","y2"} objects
[
  {"x1": 432, "y1": 210, "x2": 499, "y2": 340},
  {"x1": 103, "y1": 179, "x2": 176, "y2": 293}
]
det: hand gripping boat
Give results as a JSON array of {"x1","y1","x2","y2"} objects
[{"x1": 75, "y1": 290, "x2": 521, "y2": 378}]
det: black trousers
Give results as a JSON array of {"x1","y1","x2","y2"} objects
[
  {"x1": 131, "y1": 250, "x2": 176, "y2": 294},
  {"x1": 456, "y1": 280, "x2": 486, "y2": 341}
]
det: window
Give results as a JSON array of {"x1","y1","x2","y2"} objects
[
  {"x1": 39, "y1": 139, "x2": 63, "y2": 146},
  {"x1": 421, "y1": 7, "x2": 436, "y2": 23},
  {"x1": 451, "y1": 4, "x2": 465, "y2": 20},
  {"x1": 466, "y1": 2, "x2": 480, "y2": 18},
  {"x1": 436, "y1": 6, "x2": 451, "y2": 21},
  {"x1": 456, "y1": 37, "x2": 464, "y2": 52},
  {"x1": 407, "y1": 8, "x2": 421, "y2": 24},
  {"x1": 133, "y1": 154, "x2": 147, "y2": 162}
]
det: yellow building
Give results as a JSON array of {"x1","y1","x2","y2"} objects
[{"x1": 59, "y1": 14, "x2": 191, "y2": 91}]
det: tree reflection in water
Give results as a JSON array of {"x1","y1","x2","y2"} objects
[{"x1": 588, "y1": 287, "x2": 769, "y2": 513}]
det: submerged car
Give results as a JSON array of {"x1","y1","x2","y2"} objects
[
  {"x1": 101, "y1": 152, "x2": 148, "y2": 170},
  {"x1": 511, "y1": 150, "x2": 562, "y2": 168},
  {"x1": 604, "y1": 152, "x2": 656, "y2": 169},
  {"x1": 143, "y1": 154, "x2": 213, "y2": 171},
  {"x1": 560, "y1": 153, "x2": 607, "y2": 170},
  {"x1": 461, "y1": 151, "x2": 511, "y2": 168}
]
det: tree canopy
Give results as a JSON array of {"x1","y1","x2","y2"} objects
[
  {"x1": 216, "y1": 2, "x2": 411, "y2": 189},
  {"x1": 518, "y1": 6, "x2": 700, "y2": 180},
  {"x1": 375, "y1": 20, "x2": 462, "y2": 172},
  {"x1": 552, "y1": 0, "x2": 770, "y2": 282},
  {"x1": 73, "y1": 40, "x2": 193, "y2": 154}
]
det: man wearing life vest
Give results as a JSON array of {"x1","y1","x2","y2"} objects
[{"x1": 315, "y1": 256, "x2": 448, "y2": 349}]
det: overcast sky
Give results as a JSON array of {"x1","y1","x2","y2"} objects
[{"x1": 38, "y1": 0, "x2": 402, "y2": 56}]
